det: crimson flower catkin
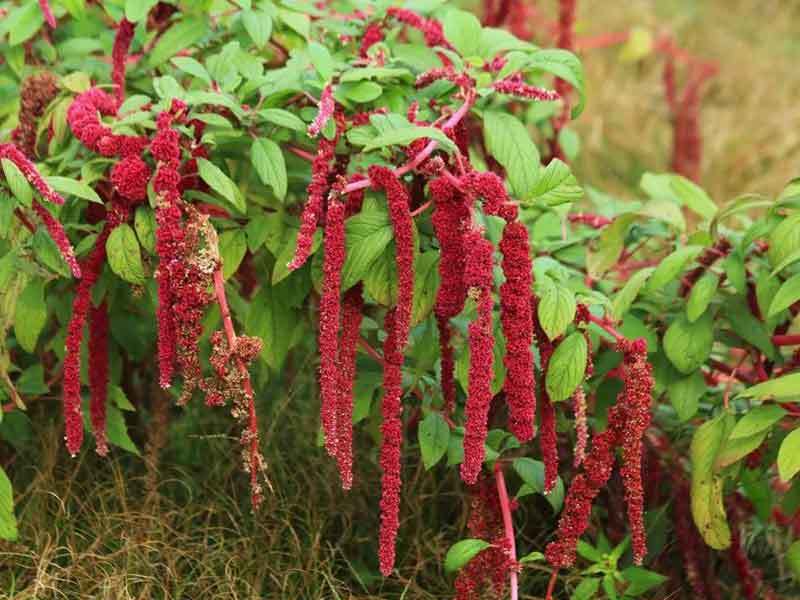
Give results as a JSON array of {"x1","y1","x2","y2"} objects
[
  {"x1": 378, "y1": 308, "x2": 403, "y2": 576},
  {"x1": 532, "y1": 299, "x2": 559, "y2": 493},
  {"x1": 88, "y1": 301, "x2": 110, "y2": 456},
  {"x1": 30, "y1": 200, "x2": 82, "y2": 278},
  {"x1": 572, "y1": 386, "x2": 588, "y2": 468},
  {"x1": 386, "y1": 7, "x2": 449, "y2": 48},
  {"x1": 461, "y1": 229, "x2": 496, "y2": 485},
  {"x1": 359, "y1": 22, "x2": 384, "y2": 57},
  {"x1": 112, "y1": 19, "x2": 135, "y2": 104},
  {"x1": 336, "y1": 285, "x2": 364, "y2": 490},
  {"x1": 63, "y1": 204, "x2": 129, "y2": 456},
  {"x1": 319, "y1": 196, "x2": 346, "y2": 456},
  {"x1": 492, "y1": 73, "x2": 560, "y2": 101},
  {"x1": 307, "y1": 84, "x2": 335, "y2": 138},
  {"x1": 498, "y1": 220, "x2": 536, "y2": 442},
  {"x1": 617, "y1": 338, "x2": 653, "y2": 565}
]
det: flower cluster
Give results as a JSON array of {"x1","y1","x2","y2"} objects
[
  {"x1": 110, "y1": 155, "x2": 152, "y2": 203},
  {"x1": 572, "y1": 386, "x2": 588, "y2": 468},
  {"x1": 112, "y1": 19, "x2": 135, "y2": 104},
  {"x1": 493, "y1": 74, "x2": 561, "y2": 101},
  {"x1": 308, "y1": 84, "x2": 335, "y2": 138},
  {"x1": 359, "y1": 22, "x2": 384, "y2": 58},
  {"x1": 386, "y1": 7, "x2": 449, "y2": 48},
  {"x1": 88, "y1": 301, "x2": 110, "y2": 456},
  {"x1": 62, "y1": 204, "x2": 129, "y2": 456},
  {"x1": 11, "y1": 72, "x2": 59, "y2": 158},
  {"x1": 67, "y1": 88, "x2": 120, "y2": 153},
  {"x1": 461, "y1": 229, "x2": 496, "y2": 485},
  {"x1": 416, "y1": 67, "x2": 475, "y2": 90}
]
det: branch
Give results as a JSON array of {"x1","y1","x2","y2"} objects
[
  {"x1": 773, "y1": 334, "x2": 800, "y2": 347},
  {"x1": 494, "y1": 461, "x2": 519, "y2": 600}
]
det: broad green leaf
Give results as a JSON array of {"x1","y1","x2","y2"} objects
[
  {"x1": 670, "y1": 175, "x2": 718, "y2": 220},
  {"x1": 2, "y1": 159, "x2": 33, "y2": 206},
  {"x1": 444, "y1": 539, "x2": 491, "y2": 573},
  {"x1": 513, "y1": 457, "x2": 565, "y2": 511},
  {"x1": 443, "y1": 9, "x2": 482, "y2": 57},
  {"x1": 571, "y1": 578, "x2": 600, "y2": 600},
  {"x1": 639, "y1": 198, "x2": 685, "y2": 231},
  {"x1": 251, "y1": 139, "x2": 287, "y2": 201},
  {"x1": 787, "y1": 540, "x2": 800, "y2": 580},
  {"x1": 724, "y1": 253, "x2": 747, "y2": 294},
  {"x1": 134, "y1": 206, "x2": 156, "y2": 254},
  {"x1": 768, "y1": 273, "x2": 800, "y2": 318},
  {"x1": 537, "y1": 283, "x2": 576, "y2": 340},
  {"x1": 621, "y1": 566, "x2": 667, "y2": 596},
  {"x1": 690, "y1": 414, "x2": 732, "y2": 549},
  {"x1": 32, "y1": 229, "x2": 70, "y2": 276},
  {"x1": 586, "y1": 214, "x2": 637, "y2": 278},
  {"x1": 259, "y1": 108, "x2": 306, "y2": 132},
  {"x1": 778, "y1": 429, "x2": 800, "y2": 482},
  {"x1": 148, "y1": 18, "x2": 206, "y2": 67},
  {"x1": 731, "y1": 405, "x2": 787, "y2": 439},
  {"x1": 483, "y1": 111, "x2": 539, "y2": 199},
  {"x1": 341, "y1": 209, "x2": 394, "y2": 290},
  {"x1": 106, "y1": 224, "x2": 146, "y2": 285},
  {"x1": 105, "y1": 404, "x2": 141, "y2": 455},
  {"x1": 196, "y1": 158, "x2": 245, "y2": 213},
  {"x1": 715, "y1": 430, "x2": 768, "y2": 469},
  {"x1": 663, "y1": 312, "x2": 713, "y2": 374},
  {"x1": 278, "y1": 9, "x2": 310, "y2": 40},
  {"x1": 363, "y1": 126, "x2": 456, "y2": 153},
  {"x1": 667, "y1": 370, "x2": 705, "y2": 422},
  {"x1": 687, "y1": 272, "x2": 719, "y2": 322},
  {"x1": 241, "y1": 9, "x2": 272, "y2": 48},
  {"x1": 611, "y1": 267, "x2": 654, "y2": 320},
  {"x1": 418, "y1": 412, "x2": 449, "y2": 470},
  {"x1": 645, "y1": 245, "x2": 703, "y2": 293},
  {"x1": 307, "y1": 41, "x2": 334, "y2": 80},
  {"x1": 171, "y1": 56, "x2": 212, "y2": 85},
  {"x1": 738, "y1": 372, "x2": 800, "y2": 402},
  {"x1": 527, "y1": 49, "x2": 586, "y2": 117},
  {"x1": 125, "y1": 0, "x2": 158, "y2": 22},
  {"x1": 546, "y1": 332, "x2": 587, "y2": 402},
  {"x1": 0, "y1": 466, "x2": 17, "y2": 541},
  {"x1": 46, "y1": 176, "x2": 103, "y2": 204},
  {"x1": 723, "y1": 297, "x2": 776, "y2": 360},
  {"x1": 768, "y1": 214, "x2": 800, "y2": 270},
  {"x1": 14, "y1": 279, "x2": 46, "y2": 353},
  {"x1": 526, "y1": 159, "x2": 582, "y2": 206},
  {"x1": 219, "y1": 230, "x2": 247, "y2": 280},
  {"x1": 344, "y1": 81, "x2": 383, "y2": 103},
  {"x1": 6, "y1": 2, "x2": 44, "y2": 46}
]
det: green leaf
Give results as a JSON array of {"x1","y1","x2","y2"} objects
[
  {"x1": 546, "y1": 332, "x2": 587, "y2": 402},
  {"x1": 444, "y1": 539, "x2": 491, "y2": 573},
  {"x1": 611, "y1": 267, "x2": 654, "y2": 320},
  {"x1": 526, "y1": 159, "x2": 582, "y2": 206},
  {"x1": 125, "y1": 0, "x2": 158, "y2": 22},
  {"x1": 687, "y1": 272, "x2": 719, "y2": 322},
  {"x1": 723, "y1": 297, "x2": 776, "y2": 360},
  {"x1": 1, "y1": 159, "x2": 33, "y2": 206},
  {"x1": 418, "y1": 412, "x2": 450, "y2": 470},
  {"x1": 0, "y1": 466, "x2": 17, "y2": 541},
  {"x1": 768, "y1": 214, "x2": 800, "y2": 270},
  {"x1": 14, "y1": 279, "x2": 46, "y2": 353},
  {"x1": 483, "y1": 111, "x2": 539, "y2": 199},
  {"x1": 715, "y1": 430, "x2": 767, "y2": 469},
  {"x1": 731, "y1": 405, "x2": 787, "y2": 439},
  {"x1": 341, "y1": 209, "x2": 394, "y2": 290},
  {"x1": 134, "y1": 206, "x2": 156, "y2": 254},
  {"x1": 768, "y1": 273, "x2": 800, "y2": 318},
  {"x1": 513, "y1": 457, "x2": 565, "y2": 511},
  {"x1": 779, "y1": 429, "x2": 800, "y2": 482},
  {"x1": 537, "y1": 283, "x2": 576, "y2": 340},
  {"x1": 411, "y1": 251, "x2": 439, "y2": 326},
  {"x1": 344, "y1": 81, "x2": 383, "y2": 103},
  {"x1": 527, "y1": 49, "x2": 586, "y2": 117},
  {"x1": 571, "y1": 578, "x2": 600, "y2": 600},
  {"x1": 251, "y1": 139, "x2": 287, "y2": 201},
  {"x1": 443, "y1": 9, "x2": 482, "y2": 56},
  {"x1": 307, "y1": 41, "x2": 334, "y2": 80},
  {"x1": 259, "y1": 108, "x2": 306, "y2": 132},
  {"x1": 667, "y1": 370, "x2": 705, "y2": 422},
  {"x1": 7, "y1": 1, "x2": 44, "y2": 46},
  {"x1": 519, "y1": 551, "x2": 545, "y2": 563},
  {"x1": 171, "y1": 56, "x2": 212, "y2": 85},
  {"x1": 586, "y1": 214, "x2": 637, "y2": 278},
  {"x1": 241, "y1": 9, "x2": 272, "y2": 48},
  {"x1": 621, "y1": 566, "x2": 667, "y2": 596},
  {"x1": 724, "y1": 253, "x2": 747, "y2": 294},
  {"x1": 663, "y1": 312, "x2": 713, "y2": 374},
  {"x1": 645, "y1": 245, "x2": 703, "y2": 293},
  {"x1": 196, "y1": 158, "x2": 245, "y2": 213},
  {"x1": 363, "y1": 126, "x2": 456, "y2": 153},
  {"x1": 738, "y1": 372, "x2": 800, "y2": 402},
  {"x1": 106, "y1": 224, "x2": 146, "y2": 285},
  {"x1": 669, "y1": 175, "x2": 718, "y2": 220},
  {"x1": 219, "y1": 230, "x2": 247, "y2": 280},
  {"x1": 278, "y1": 9, "x2": 310, "y2": 40},
  {"x1": 787, "y1": 540, "x2": 800, "y2": 580},
  {"x1": 105, "y1": 404, "x2": 141, "y2": 455},
  {"x1": 46, "y1": 176, "x2": 103, "y2": 204},
  {"x1": 690, "y1": 414, "x2": 732, "y2": 549},
  {"x1": 148, "y1": 18, "x2": 206, "y2": 67}
]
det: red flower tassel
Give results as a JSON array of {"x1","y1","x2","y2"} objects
[
  {"x1": 378, "y1": 308, "x2": 404, "y2": 576},
  {"x1": 572, "y1": 386, "x2": 588, "y2": 468},
  {"x1": 498, "y1": 220, "x2": 536, "y2": 442},
  {"x1": 112, "y1": 19, "x2": 135, "y2": 104},
  {"x1": 359, "y1": 22, "x2": 384, "y2": 57},
  {"x1": 30, "y1": 200, "x2": 81, "y2": 278},
  {"x1": 493, "y1": 74, "x2": 560, "y2": 101},
  {"x1": 63, "y1": 204, "x2": 129, "y2": 456},
  {"x1": 336, "y1": 285, "x2": 364, "y2": 490},
  {"x1": 319, "y1": 196, "x2": 346, "y2": 456},
  {"x1": 88, "y1": 301, "x2": 110, "y2": 456},
  {"x1": 461, "y1": 229, "x2": 496, "y2": 485},
  {"x1": 0, "y1": 143, "x2": 66, "y2": 206},
  {"x1": 307, "y1": 84, "x2": 335, "y2": 138},
  {"x1": 539, "y1": 394, "x2": 558, "y2": 493}
]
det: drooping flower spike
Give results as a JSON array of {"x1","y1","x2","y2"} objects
[
  {"x1": 112, "y1": 19, "x2": 135, "y2": 104},
  {"x1": 88, "y1": 301, "x2": 110, "y2": 456}
]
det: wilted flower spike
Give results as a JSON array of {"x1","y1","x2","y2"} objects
[
  {"x1": 319, "y1": 197, "x2": 346, "y2": 456},
  {"x1": 308, "y1": 84, "x2": 335, "y2": 138},
  {"x1": 379, "y1": 308, "x2": 404, "y2": 576},
  {"x1": 461, "y1": 229, "x2": 496, "y2": 485},
  {"x1": 12, "y1": 72, "x2": 59, "y2": 158},
  {"x1": 572, "y1": 386, "x2": 588, "y2": 468},
  {"x1": 112, "y1": 19, "x2": 135, "y2": 104},
  {"x1": 88, "y1": 301, "x2": 110, "y2": 456},
  {"x1": 498, "y1": 220, "x2": 536, "y2": 442}
]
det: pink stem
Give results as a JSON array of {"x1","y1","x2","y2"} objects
[
  {"x1": 773, "y1": 335, "x2": 800, "y2": 347},
  {"x1": 286, "y1": 145, "x2": 316, "y2": 162},
  {"x1": 494, "y1": 461, "x2": 519, "y2": 600},
  {"x1": 342, "y1": 90, "x2": 476, "y2": 195},
  {"x1": 587, "y1": 313, "x2": 624, "y2": 342}
]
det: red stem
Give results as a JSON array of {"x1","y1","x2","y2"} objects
[
  {"x1": 358, "y1": 336, "x2": 385, "y2": 366},
  {"x1": 342, "y1": 90, "x2": 476, "y2": 195},
  {"x1": 545, "y1": 569, "x2": 559, "y2": 600},
  {"x1": 773, "y1": 334, "x2": 800, "y2": 347},
  {"x1": 494, "y1": 461, "x2": 519, "y2": 600},
  {"x1": 286, "y1": 145, "x2": 316, "y2": 162},
  {"x1": 587, "y1": 313, "x2": 624, "y2": 342}
]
